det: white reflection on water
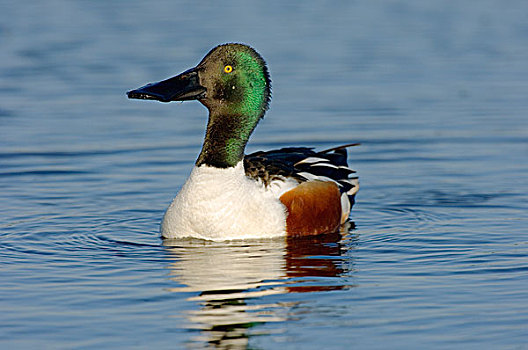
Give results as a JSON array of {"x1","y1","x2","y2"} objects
[{"x1": 163, "y1": 230, "x2": 355, "y2": 348}]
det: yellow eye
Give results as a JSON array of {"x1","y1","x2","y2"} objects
[{"x1": 224, "y1": 65, "x2": 233, "y2": 73}]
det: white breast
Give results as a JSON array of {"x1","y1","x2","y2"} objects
[{"x1": 160, "y1": 162, "x2": 293, "y2": 240}]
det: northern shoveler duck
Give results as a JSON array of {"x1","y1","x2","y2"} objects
[{"x1": 127, "y1": 43, "x2": 358, "y2": 240}]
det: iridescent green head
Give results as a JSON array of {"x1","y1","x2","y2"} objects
[
  {"x1": 127, "y1": 43, "x2": 272, "y2": 168},
  {"x1": 196, "y1": 43, "x2": 271, "y2": 118}
]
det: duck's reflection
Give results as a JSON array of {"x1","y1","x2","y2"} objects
[
  {"x1": 285, "y1": 231, "x2": 352, "y2": 293},
  {"x1": 163, "y1": 227, "x2": 355, "y2": 349}
]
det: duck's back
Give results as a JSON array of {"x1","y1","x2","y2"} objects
[{"x1": 244, "y1": 145, "x2": 359, "y2": 236}]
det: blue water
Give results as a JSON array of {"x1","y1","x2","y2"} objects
[{"x1": 1, "y1": 1, "x2": 527, "y2": 349}]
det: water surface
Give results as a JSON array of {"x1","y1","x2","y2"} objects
[{"x1": 1, "y1": 1, "x2": 527, "y2": 349}]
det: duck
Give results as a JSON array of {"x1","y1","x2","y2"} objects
[{"x1": 127, "y1": 43, "x2": 358, "y2": 240}]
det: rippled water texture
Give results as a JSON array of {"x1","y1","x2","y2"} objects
[{"x1": 1, "y1": 1, "x2": 527, "y2": 349}]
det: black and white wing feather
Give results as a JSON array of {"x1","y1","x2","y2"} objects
[{"x1": 244, "y1": 144, "x2": 359, "y2": 200}]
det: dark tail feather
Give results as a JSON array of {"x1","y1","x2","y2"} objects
[{"x1": 320, "y1": 143, "x2": 361, "y2": 154}]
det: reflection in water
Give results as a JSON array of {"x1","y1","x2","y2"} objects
[
  {"x1": 164, "y1": 227, "x2": 355, "y2": 349},
  {"x1": 285, "y1": 231, "x2": 352, "y2": 293}
]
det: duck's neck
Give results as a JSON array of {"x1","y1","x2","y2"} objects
[{"x1": 196, "y1": 111, "x2": 258, "y2": 168}]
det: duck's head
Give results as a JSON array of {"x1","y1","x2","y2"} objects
[{"x1": 127, "y1": 43, "x2": 271, "y2": 120}]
